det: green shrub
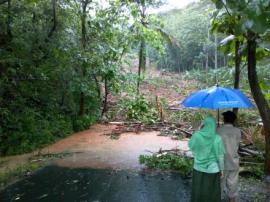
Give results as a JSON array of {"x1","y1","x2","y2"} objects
[
  {"x1": 0, "y1": 108, "x2": 75, "y2": 155},
  {"x1": 122, "y1": 95, "x2": 159, "y2": 123},
  {"x1": 169, "y1": 109, "x2": 205, "y2": 128},
  {"x1": 139, "y1": 154, "x2": 193, "y2": 176},
  {"x1": 72, "y1": 115, "x2": 97, "y2": 132}
]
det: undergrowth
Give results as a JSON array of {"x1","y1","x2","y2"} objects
[
  {"x1": 120, "y1": 95, "x2": 159, "y2": 123},
  {"x1": 139, "y1": 154, "x2": 193, "y2": 176},
  {"x1": 0, "y1": 161, "x2": 44, "y2": 190}
]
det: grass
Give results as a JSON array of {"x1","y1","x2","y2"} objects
[
  {"x1": 0, "y1": 151, "x2": 76, "y2": 190},
  {"x1": 0, "y1": 161, "x2": 45, "y2": 190}
]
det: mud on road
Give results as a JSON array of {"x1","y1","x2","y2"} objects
[
  {"x1": 1, "y1": 123, "x2": 269, "y2": 202},
  {"x1": 44, "y1": 123, "x2": 189, "y2": 170}
]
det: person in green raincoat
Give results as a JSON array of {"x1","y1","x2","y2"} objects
[{"x1": 188, "y1": 115, "x2": 225, "y2": 202}]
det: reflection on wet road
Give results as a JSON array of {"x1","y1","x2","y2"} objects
[{"x1": 0, "y1": 166, "x2": 191, "y2": 202}]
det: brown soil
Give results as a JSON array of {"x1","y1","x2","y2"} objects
[
  {"x1": 0, "y1": 153, "x2": 33, "y2": 173},
  {"x1": 140, "y1": 72, "x2": 199, "y2": 109},
  {"x1": 43, "y1": 123, "x2": 189, "y2": 170}
]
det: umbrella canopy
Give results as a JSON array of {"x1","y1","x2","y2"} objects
[{"x1": 182, "y1": 86, "x2": 255, "y2": 109}]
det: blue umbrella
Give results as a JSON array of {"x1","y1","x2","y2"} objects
[{"x1": 182, "y1": 86, "x2": 254, "y2": 109}]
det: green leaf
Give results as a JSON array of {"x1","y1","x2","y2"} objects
[
  {"x1": 244, "y1": 20, "x2": 254, "y2": 29},
  {"x1": 213, "y1": 0, "x2": 224, "y2": 9}
]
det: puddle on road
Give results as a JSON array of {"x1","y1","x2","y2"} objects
[
  {"x1": 42, "y1": 124, "x2": 189, "y2": 170},
  {"x1": 0, "y1": 124, "x2": 192, "y2": 202},
  {"x1": 0, "y1": 165, "x2": 191, "y2": 202}
]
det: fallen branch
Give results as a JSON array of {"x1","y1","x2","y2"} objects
[
  {"x1": 239, "y1": 147, "x2": 261, "y2": 156},
  {"x1": 178, "y1": 128, "x2": 192, "y2": 137},
  {"x1": 240, "y1": 161, "x2": 264, "y2": 165},
  {"x1": 239, "y1": 151, "x2": 252, "y2": 156},
  {"x1": 158, "y1": 148, "x2": 180, "y2": 153},
  {"x1": 145, "y1": 148, "x2": 192, "y2": 158},
  {"x1": 240, "y1": 143, "x2": 253, "y2": 148}
]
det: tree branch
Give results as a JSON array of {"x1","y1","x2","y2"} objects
[
  {"x1": 7, "y1": 0, "x2": 12, "y2": 38},
  {"x1": 222, "y1": 1, "x2": 232, "y2": 16},
  {"x1": 47, "y1": 0, "x2": 57, "y2": 38},
  {"x1": 0, "y1": 0, "x2": 8, "y2": 5}
]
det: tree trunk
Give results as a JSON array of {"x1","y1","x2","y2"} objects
[
  {"x1": 206, "y1": 52, "x2": 209, "y2": 70},
  {"x1": 247, "y1": 32, "x2": 270, "y2": 176},
  {"x1": 7, "y1": 0, "x2": 12, "y2": 39},
  {"x1": 79, "y1": 91, "x2": 85, "y2": 116},
  {"x1": 233, "y1": 40, "x2": 241, "y2": 116},
  {"x1": 137, "y1": 38, "x2": 146, "y2": 94},
  {"x1": 42, "y1": 0, "x2": 57, "y2": 59},
  {"x1": 206, "y1": 24, "x2": 210, "y2": 71},
  {"x1": 79, "y1": 0, "x2": 89, "y2": 116},
  {"x1": 93, "y1": 74, "x2": 101, "y2": 100},
  {"x1": 214, "y1": 33, "x2": 218, "y2": 83},
  {"x1": 47, "y1": 0, "x2": 57, "y2": 38},
  {"x1": 81, "y1": 0, "x2": 88, "y2": 49},
  {"x1": 0, "y1": 0, "x2": 11, "y2": 77},
  {"x1": 137, "y1": 4, "x2": 147, "y2": 95},
  {"x1": 102, "y1": 77, "x2": 108, "y2": 116}
]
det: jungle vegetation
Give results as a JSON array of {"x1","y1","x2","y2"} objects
[{"x1": 0, "y1": 0, "x2": 270, "y2": 176}]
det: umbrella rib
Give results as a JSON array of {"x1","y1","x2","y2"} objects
[
  {"x1": 200, "y1": 92, "x2": 211, "y2": 108},
  {"x1": 223, "y1": 89, "x2": 230, "y2": 104},
  {"x1": 200, "y1": 87, "x2": 217, "y2": 109}
]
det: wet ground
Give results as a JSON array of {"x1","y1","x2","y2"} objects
[
  {"x1": 1, "y1": 124, "x2": 189, "y2": 172},
  {"x1": 42, "y1": 124, "x2": 189, "y2": 170},
  {"x1": 1, "y1": 124, "x2": 192, "y2": 202},
  {"x1": 1, "y1": 124, "x2": 269, "y2": 201},
  {"x1": 0, "y1": 166, "x2": 191, "y2": 202},
  {"x1": 1, "y1": 166, "x2": 269, "y2": 202}
]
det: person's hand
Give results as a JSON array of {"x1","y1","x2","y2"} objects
[{"x1": 220, "y1": 171, "x2": 224, "y2": 178}]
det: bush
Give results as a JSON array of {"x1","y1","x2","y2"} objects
[
  {"x1": 121, "y1": 95, "x2": 159, "y2": 123},
  {"x1": 0, "y1": 108, "x2": 74, "y2": 155},
  {"x1": 168, "y1": 109, "x2": 206, "y2": 128},
  {"x1": 139, "y1": 154, "x2": 193, "y2": 176},
  {"x1": 72, "y1": 115, "x2": 97, "y2": 132}
]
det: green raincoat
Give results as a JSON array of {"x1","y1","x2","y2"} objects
[{"x1": 189, "y1": 115, "x2": 225, "y2": 173}]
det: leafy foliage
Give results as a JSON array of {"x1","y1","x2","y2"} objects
[
  {"x1": 149, "y1": 1, "x2": 227, "y2": 72},
  {"x1": 139, "y1": 154, "x2": 193, "y2": 176},
  {"x1": 182, "y1": 65, "x2": 270, "y2": 100},
  {"x1": 122, "y1": 95, "x2": 159, "y2": 123},
  {"x1": 0, "y1": 0, "x2": 149, "y2": 155}
]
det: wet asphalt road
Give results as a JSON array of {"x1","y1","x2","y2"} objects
[{"x1": 0, "y1": 166, "x2": 191, "y2": 202}]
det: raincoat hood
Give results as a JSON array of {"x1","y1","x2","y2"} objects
[
  {"x1": 199, "y1": 115, "x2": 217, "y2": 139},
  {"x1": 188, "y1": 115, "x2": 225, "y2": 172}
]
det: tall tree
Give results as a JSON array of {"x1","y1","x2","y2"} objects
[
  {"x1": 211, "y1": 0, "x2": 270, "y2": 177},
  {"x1": 47, "y1": 0, "x2": 57, "y2": 39},
  {"x1": 212, "y1": 13, "x2": 245, "y2": 116},
  {"x1": 79, "y1": 0, "x2": 91, "y2": 116},
  {"x1": 127, "y1": 0, "x2": 165, "y2": 94},
  {"x1": 233, "y1": 39, "x2": 242, "y2": 116},
  {"x1": 155, "y1": 1, "x2": 217, "y2": 72}
]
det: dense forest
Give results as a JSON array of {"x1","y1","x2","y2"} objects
[
  {"x1": 0, "y1": 0, "x2": 169, "y2": 155},
  {"x1": 1, "y1": 0, "x2": 270, "y2": 176},
  {"x1": 151, "y1": 0, "x2": 221, "y2": 72}
]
